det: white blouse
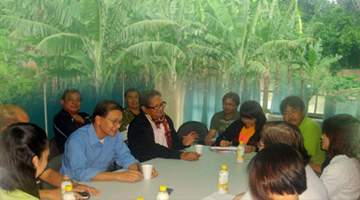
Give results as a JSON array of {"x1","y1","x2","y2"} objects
[{"x1": 320, "y1": 155, "x2": 360, "y2": 200}]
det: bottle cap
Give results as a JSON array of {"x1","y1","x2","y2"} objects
[
  {"x1": 137, "y1": 198, "x2": 144, "y2": 200},
  {"x1": 65, "y1": 185, "x2": 72, "y2": 192},
  {"x1": 63, "y1": 175, "x2": 70, "y2": 180},
  {"x1": 159, "y1": 185, "x2": 167, "y2": 191},
  {"x1": 221, "y1": 165, "x2": 227, "y2": 170},
  {"x1": 240, "y1": 141, "x2": 244, "y2": 145}
]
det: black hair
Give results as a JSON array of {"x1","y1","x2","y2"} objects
[
  {"x1": 222, "y1": 92, "x2": 240, "y2": 106},
  {"x1": 61, "y1": 88, "x2": 81, "y2": 101},
  {"x1": 322, "y1": 114, "x2": 360, "y2": 159},
  {"x1": 280, "y1": 96, "x2": 305, "y2": 113},
  {"x1": 240, "y1": 100, "x2": 267, "y2": 134},
  {"x1": 91, "y1": 100, "x2": 123, "y2": 122},
  {"x1": 124, "y1": 88, "x2": 140, "y2": 99},
  {"x1": 248, "y1": 143, "x2": 307, "y2": 200},
  {"x1": 0, "y1": 123, "x2": 48, "y2": 198},
  {"x1": 139, "y1": 89, "x2": 161, "y2": 107}
]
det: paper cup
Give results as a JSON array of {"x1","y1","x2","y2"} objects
[
  {"x1": 141, "y1": 164, "x2": 153, "y2": 179},
  {"x1": 195, "y1": 144, "x2": 203, "y2": 154}
]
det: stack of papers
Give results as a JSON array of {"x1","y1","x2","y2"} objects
[{"x1": 210, "y1": 146, "x2": 238, "y2": 154}]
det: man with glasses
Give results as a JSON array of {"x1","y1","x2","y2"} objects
[
  {"x1": 204, "y1": 92, "x2": 240, "y2": 145},
  {"x1": 128, "y1": 89, "x2": 200, "y2": 162},
  {"x1": 53, "y1": 88, "x2": 91, "y2": 153},
  {"x1": 0, "y1": 103, "x2": 100, "y2": 199},
  {"x1": 60, "y1": 100, "x2": 157, "y2": 182}
]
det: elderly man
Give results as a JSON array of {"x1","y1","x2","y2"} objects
[
  {"x1": 119, "y1": 88, "x2": 141, "y2": 142},
  {"x1": 53, "y1": 88, "x2": 92, "y2": 154},
  {"x1": 128, "y1": 89, "x2": 200, "y2": 162},
  {"x1": 204, "y1": 92, "x2": 241, "y2": 145},
  {"x1": 280, "y1": 96, "x2": 326, "y2": 165},
  {"x1": 60, "y1": 100, "x2": 157, "y2": 182},
  {"x1": 0, "y1": 103, "x2": 99, "y2": 200}
]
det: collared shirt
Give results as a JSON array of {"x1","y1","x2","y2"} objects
[
  {"x1": 145, "y1": 115, "x2": 168, "y2": 148},
  {"x1": 299, "y1": 116, "x2": 326, "y2": 165},
  {"x1": 60, "y1": 124, "x2": 138, "y2": 182}
]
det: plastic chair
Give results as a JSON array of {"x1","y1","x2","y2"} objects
[{"x1": 177, "y1": 121, "x2": 208, "y2": 143}]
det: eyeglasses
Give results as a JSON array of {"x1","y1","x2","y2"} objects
[
  {"x1": 102, "y1": 117, "x2": 122, "y2": 126},
  {"x1": 147, "y1": 101, "x2": 166, "y2": 110},
  {"x1": 223, "y1": 102, "x2": 236, "y2": 107}
]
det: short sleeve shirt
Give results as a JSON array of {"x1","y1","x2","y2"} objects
[{"x1": 210, "y1": 111, "x2": 240, "y2": 136}]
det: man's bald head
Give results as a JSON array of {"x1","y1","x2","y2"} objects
[{"x1": 0, "y1": 104, "x2": 29, "y2": 131}]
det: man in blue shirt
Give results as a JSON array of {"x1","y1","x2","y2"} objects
[{"x1": 60, "y1": 100, "x2": 157, "y2": 182}]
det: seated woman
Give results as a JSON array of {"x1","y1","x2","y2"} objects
[
  {"x1": 248, "y1": 143, "x2": 307, "y2": 200},
  {"x1": 215, "y1": 100, "x2": 266, "y2": 152},
  {"x1": 0, "y1": 123, "x2": 49, "y2": 199},
  {"x1": 239, "y1": 122, "x2": 328, "y2": 200},
  {"x1": 320, "y1": 114, "x2": 360, "y2": 200}
]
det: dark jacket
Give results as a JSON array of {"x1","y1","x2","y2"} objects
[
  {"x1": 128, "y1": 111, "x2": 185, "y2": 162},
  {"x1": 215, "y1": 119, "x2": 261, "y2": 147},
  {"x1": 53, "y1": 109, "x2": 91, "y2": 153}
]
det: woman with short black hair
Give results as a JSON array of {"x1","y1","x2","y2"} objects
[
  {"x1": 248, "y1": 143, "x2": 307, "y2": 200},
  {"x1": 215, "y1": 100, "x2": 266, "y2": 152},
  {"x1": 0, "y1": 123, "x2": 49, "y2": 199}
]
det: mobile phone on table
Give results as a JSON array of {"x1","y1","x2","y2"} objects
[
  {"x1": 167, "y1": 188, "x2": 174, "y2": 195},
  {"x1": 77, "y1": 191, "x2": 90, "y2": 199}
]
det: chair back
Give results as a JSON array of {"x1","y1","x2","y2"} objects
[
  {"x1": 177, "y1": 121, "x2": 208, "y2": 143},
  {"x1": 48, "y1": 138, "x2": 60, "y2": 161}
]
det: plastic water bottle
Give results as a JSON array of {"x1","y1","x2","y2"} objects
[
  {"x1": 218, "y1": 165, "x2": 229, "y2": 194},
  {"x1": 61, "y1": 175, "x2": 72, "y2": 195},
  {"x1": 237, "y1": 141, "x2": 245, "y2": 163},
  {"x1": 156, "y1": 185, "x2": 169, "y2": 200},
  {"x1": 62, "y1": 185, "x2": 76, "y2": 200}
]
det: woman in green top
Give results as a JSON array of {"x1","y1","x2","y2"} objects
[{"x1": 0, "y1": 123, "x2": 49, "y2": 199}]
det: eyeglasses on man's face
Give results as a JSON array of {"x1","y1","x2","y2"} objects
[
  {"x1": 102, "y1": 116, "x2": 122, "y2": 126},
  {"x1": 147, "y1": 101, "x2": 166, "y2": 110},
  {"x1": 222, "y1": 102, "x2": 236, "y2": 107}
]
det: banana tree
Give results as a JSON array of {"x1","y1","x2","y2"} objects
[{"x1": 1, "y1": 0, "x2": 144, "y2": 98}]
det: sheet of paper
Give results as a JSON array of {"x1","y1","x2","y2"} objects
[{"x1": 202, "y1": 192, "x2": 236, "y2": 200}]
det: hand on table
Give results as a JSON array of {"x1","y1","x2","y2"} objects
[
  {"x1": 233, "y1": 192, "x2": 245, "y2": 200},
  {"x1": 72, "y1": 114, "x2": 85, "y2": 124},
  {"x1": 245, "y1": 145, "x2": 256, "y2": 153},
  {"x1": 204, "y1": 135, "x2": 215, "y2": 146},
  {"x1": 151, "y1": 168, "x2": 158, "y2": 178},
  {"x1": 73, "y1": 183, "x2": 101, "y2": 198},
  {"x1": 116, "y1": 170, "x2": 143, "y2": 182},
  {"x1": 182, "y1": 131, "x2": 198, "y2": 146},
  {"x1": 219, "y1": 140, "x2": 232, "y2": 147},
  {"x1": 180, "y1": 152, "x2": 201, "y2": 161}
]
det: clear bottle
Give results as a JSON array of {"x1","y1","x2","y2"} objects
[
  {"x1": 61, "y1": 175, "x2": 72, "y2": 195},
  {"x1": 62, "y1": 185, "x2": 76, "y2": 200},
  {"x1": 236, "y1": 141, "x2": 245, "y2": 163},
  {"x1": 218, "y1": 165, "x2": 229, "y2": 194},
  {"x1": 156, "y1": 185, "x2": 169, "y2": 200}
]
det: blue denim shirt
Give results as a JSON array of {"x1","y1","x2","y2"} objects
[{"x1": 60, "y1": 124, "x2": 138, "y2": 181}]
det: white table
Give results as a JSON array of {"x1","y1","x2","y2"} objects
[{"x1": 83, "y1": 146, "x2": 255, "y2": 200}]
